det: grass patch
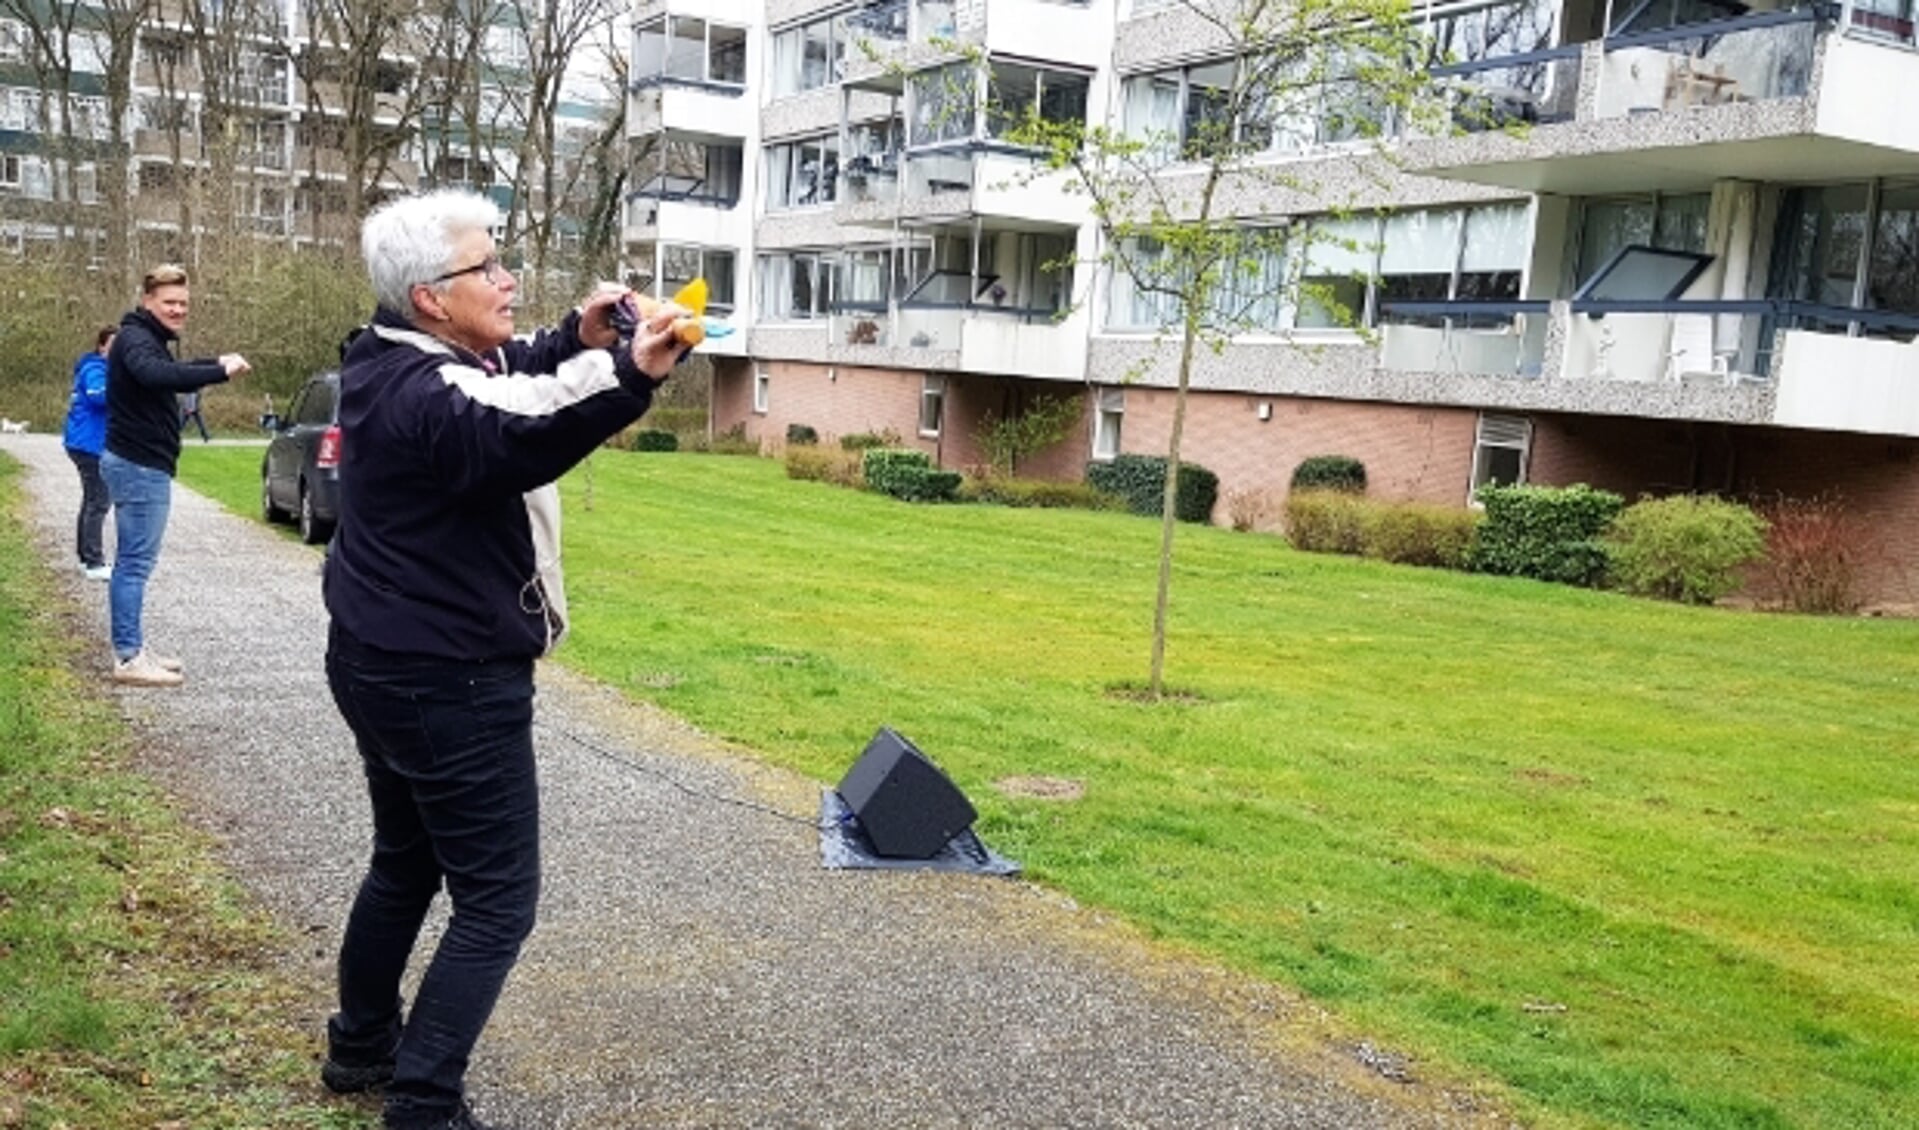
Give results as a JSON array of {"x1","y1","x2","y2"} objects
[
  {"x1": 0, "y1": 452, "x2": 370, "y2": 1129},
  {"x1": 177, "y1": 447, "x2": 1919, "y2": 1129}
]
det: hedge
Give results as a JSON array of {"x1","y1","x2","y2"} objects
[
  {"x1": 1468, "y1": 483, "x2": 1623, "y2": 587},
  {"x1": 632, "y1": 429, "x2": 678, "y2": 452},
  {"x1": 861, "y1": 448, "x2": 961, "y2": 502},
  {"x1": 1086, "y1": 454, "x2": 1219, "y2": 523},
  {"x1": 1290, "y1": 455, "x2": 1368, "y2": 494}
]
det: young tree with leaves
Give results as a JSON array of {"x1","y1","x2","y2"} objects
[{"x1": 1005, "y1": 0, "x2": 1441, "y2": 696}]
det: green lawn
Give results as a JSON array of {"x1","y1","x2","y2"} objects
[
  {"x1": 0, "y1": 453, "x2": 371, "y2": 1128},
  {"x1": 178, "y1": 445, "x2": 1919, "y2": 1129}
]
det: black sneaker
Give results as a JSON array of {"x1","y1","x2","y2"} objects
[{"x1": 320, "y1": 1055, "x2": 395, "y2": 1094}]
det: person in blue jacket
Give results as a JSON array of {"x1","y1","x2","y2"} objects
[
  {"x1": 62, "y1": 325, "x2": 116, "y2": 580},
  {"x1": 318, "y1": 188, "x2": 689, "y2": 1130}
]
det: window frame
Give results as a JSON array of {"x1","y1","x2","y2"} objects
[
  {"x1": 1092, "y1": 386, "x2": 1124, "y2": 460},
  {"x1": 918, "y1": 374, "x2": 946, "y2": 438},
  {"x1": 753, "y1": 368, "x2": 770, "y2": 414},
  {"x1": 1469, "y1": 412, "x2": 1532, "y2": 499}
]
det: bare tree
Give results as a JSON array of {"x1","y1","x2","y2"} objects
[{"x1": 490, "y1": 0, "x2": 623, "y2": 304}]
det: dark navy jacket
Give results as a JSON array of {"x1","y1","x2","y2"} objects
[
  {"x1": 104, "y1": 307, "x2": 228, "y2": 476},
  {"x1": 322, "y1": 307, "x2": 657, "y2": 661}
]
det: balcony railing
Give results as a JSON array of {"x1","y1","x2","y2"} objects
[
  {"x1": 1595, "y1": 8, "x2": 1824, "y2": 118},
  {"x1": 1379, "y1": 297, "x2": 1919, "y2": 381},
  {"x1": 1431, "y1": 47, "x2": 1582, "y2": 132}
]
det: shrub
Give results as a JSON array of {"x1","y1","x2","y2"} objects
[
  {"x1": 1364, "y1": 502, "x2": 1481, "y2": 569},
  {"x1": 840, "y1": 429, "x2": 900, "y2": 451},
  {"x1": 632, "y1": 429, "x2": 678, "y2": 453},
  {"x1": 1606, "y1": 495, "x2": 1768, "y2": 605},
  {"x1": 1755, "y1": 495, "x2": 1873, "y2": 615},
  {"x1": 1291, "y1": 455, "x2": 1368, "y2": 494},
  {"x1": 862, "y1": 448, "x2": 961, "y2": 502},
  {"x1": 784, "y1": 445, "x2": 864, "y2": 488},
  {"x1": 1223, "y1": 487, "x2": 1280, "y2": 532},
  {"x1": 1283, "y1": 490, "x2": 1369, "y2": 555},
  {"x1": 1469, "y1": 483, "x2": 1624, "y2": 587},
  {"x1": 974, "y1": 395, "x2": 1080, "y2": 476},
  {"x1": 961, "y1": 475, "x2": 1123, "y2": 510},
  {"x1": 786, "y1": 423, "x2": 819, "y2": 446},
  {"x1": 1086, "y1": 455, "x2": 1220, "y2": 523}
]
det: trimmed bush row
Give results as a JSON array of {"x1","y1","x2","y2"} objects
[{"x1": 1285, "y1": 483, "x2": 1777, "y2": 607}]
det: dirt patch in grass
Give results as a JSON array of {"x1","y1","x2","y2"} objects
[{"x1": 994, "y1": 775, "x2": 1086, "y2": 801}]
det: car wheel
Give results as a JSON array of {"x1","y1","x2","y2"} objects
[
  {"x1": 297, "y1": 482, "x2": 333, "y2": 545},
  {"x1": 262, "y1": 462, "x2": 288, "y2": 523}
]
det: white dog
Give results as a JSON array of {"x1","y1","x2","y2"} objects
[{"x1": 0, "y1": 418, "x2": 28, "y2": 434}]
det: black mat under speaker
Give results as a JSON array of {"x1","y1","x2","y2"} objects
[{"x1": 835, "y1": 727, "x2": 977, "y2": 859}]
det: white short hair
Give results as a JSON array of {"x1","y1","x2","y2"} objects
[{"x1": 361, "y1": 189, "x2": 502, "y2": 316}]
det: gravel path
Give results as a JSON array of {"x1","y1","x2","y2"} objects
[{"x1": 4, "y1": 433, "x2": 1510, "y2": 1129}]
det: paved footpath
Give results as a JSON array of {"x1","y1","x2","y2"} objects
[{"x1": 3, "y1": 433, "x2": 1509, "y2": 1129}]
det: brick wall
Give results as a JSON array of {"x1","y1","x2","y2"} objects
[
  {"x1": 1530, "y1": 415, "x2": 1919, "y2": 605},
  {"x1": 1117, "y1": 388, "x2": 1482, "y2": 526},
  {"x1": 713, "y1": 360, "x2": 934, "y2": 456}
]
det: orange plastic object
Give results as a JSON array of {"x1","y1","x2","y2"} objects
[{"x1": 631, "y1": 290, "x2": 705, "y2": 348}]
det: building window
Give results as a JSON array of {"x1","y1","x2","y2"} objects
[
  {"x1": 764, "y1": 134, "x2": 838, "y2": 210},
  {"x1": 0, "y1": 154, "x2": 18, "y2": 188},
  {"x1": 1574, "y1": 194, "x2": 1710, "y2": 286},
  {"x1": 633, "y1": 138, "x2": 742, "y2": 206},
  {"x1": 985, "y1": 61, "x2": 1090, "y2": 140},
  {"x1": 637, "y1": 16, "x2": 747, "y2": 85},
  {"x1": 753, "y1": 369, "x2": 770, "y2": 414},
  {"x1": 1107, "y1": 201, "x2": 1529, "y2": 334},
  {"x1": 1471, "y1": 413, "x2": 1531, "y2": 497},
  {"x1": 659, "y1": 244, "x2": 736, "y2": 313},
  {"x1": 770, "y1": 11, "x2": 854, "y2": 97},
  {"x1": 1093, "y1": 386, "x2": 1124, "y2": 460},
  {"x1": 919, "y1": 375, "x2": 946, "y2": 437},
  {"x1": 757, "y1": 252, "x2": 829, "y2": 321}
]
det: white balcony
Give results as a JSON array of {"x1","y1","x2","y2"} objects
[
  {"x1": 1378, "y1": 300, "x2": 1919, "y2": 437},
  {"x1": 1772, "y1": 330, "x2": 1919, "y2": 435},
  {"x1": 1406, "y1": 14, "x2": 1919, "y2": 195},
  {"x1": 824, "y1": 305, "x2": 1085, "y2": 378},
  {"x1": 629, "y1": 83, "x2": 751, "y2": 142}
]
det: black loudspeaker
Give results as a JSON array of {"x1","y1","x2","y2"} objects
[{"x1": 835, "y1": 727, "x2": 977, "y2": 859}]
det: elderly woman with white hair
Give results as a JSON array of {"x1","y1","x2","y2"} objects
[{"x1": 318, "y1": 188, "x2": 687, "y2": 1130}]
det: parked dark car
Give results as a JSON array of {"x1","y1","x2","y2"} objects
[{"x1": 260, "y1": 370, "x2": 340, "y2": 544}]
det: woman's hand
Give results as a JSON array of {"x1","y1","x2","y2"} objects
[
  {"x1": 578, "y1": 285, "x2": 630, "y2": 350},
  {"x1": 630, "y1": 302, "x2": 692, "y2": 380}
]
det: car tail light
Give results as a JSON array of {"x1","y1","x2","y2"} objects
[{"x1": 317, "y1": 424, "x2": 343, "y2": 469}]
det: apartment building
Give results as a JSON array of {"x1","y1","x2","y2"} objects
[
  {"x1": 640, "y1": 0, "x2": 1919, "y2": 603},
  {"x1": 0, "y1": 1, "x2": 614, "y2": 262}
]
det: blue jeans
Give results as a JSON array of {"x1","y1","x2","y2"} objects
[
  {"x1": 324, "y1": 625, "x2": 541, "y2": 1129},
  {"x1": 99, "y1": 450, "x2": 172, "y2": 660}
]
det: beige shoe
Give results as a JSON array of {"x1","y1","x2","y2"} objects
[
  {"x1": 150, "y1": 653, "x2": 184, "y2": 673},
  {"x1": 112, "y1": 651, "x2": 185, "y2": 687}
]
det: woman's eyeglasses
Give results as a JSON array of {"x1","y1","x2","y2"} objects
[{"x1": 432, "y1": 254, "x2": 509, "y2": 286}]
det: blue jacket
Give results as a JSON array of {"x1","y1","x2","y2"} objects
[
  {"x1": 103, "y1": 307, "x2": 228, "y2": 476},
  {"x1": 62, "y1": 351, "x2": 108, "y2": 455},
  {"x1": 322, "y1": 306, "x2": 659, "y2": 661}
]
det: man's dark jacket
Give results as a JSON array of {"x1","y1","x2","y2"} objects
[
  {"x1": 104, "y1": 306, "x2": 228, "y2": 476},
  {"x1": 322, "y1": 307, "x2": 657, "y2": 662}
]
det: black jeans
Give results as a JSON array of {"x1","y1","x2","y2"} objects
[
  {"x1": 324, "y1": 624, "x2": 541, "y2": 1129},
  {"x1": 66, "y1": 448, "x2": 108, "y2": 568}
]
